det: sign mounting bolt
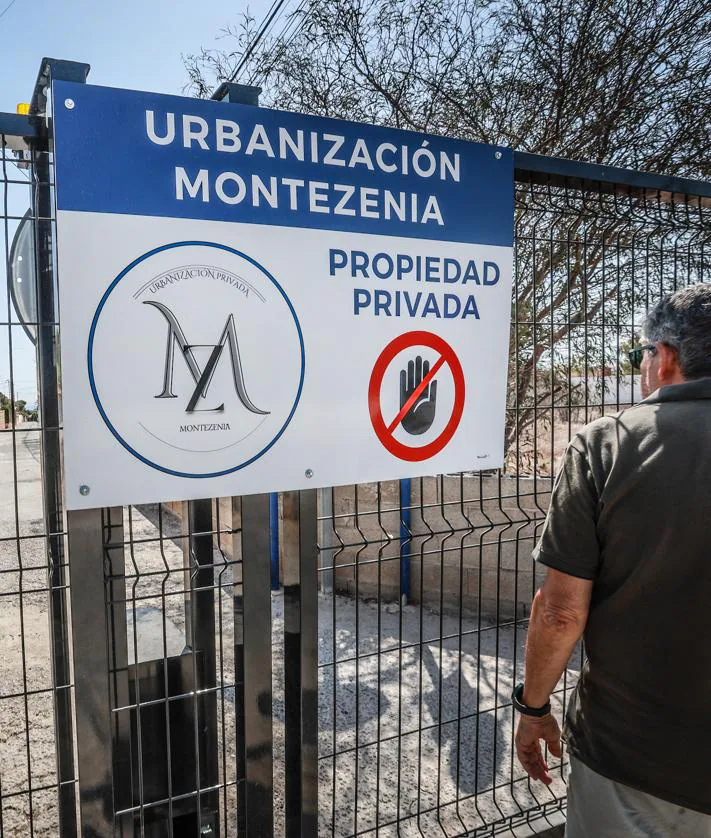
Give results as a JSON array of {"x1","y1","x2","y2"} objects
[
  {"x1": 79, "y1": 484, "x2": 90, "y2": 496},
  {"x1": 495, "y1": 151, "x2": 502, "y2": 160},
  {"x1": 305, "y1": 469, "x2": 314, "y2": 479},
  {"x1": 65, "y1": 99, "x2": 75, "y2": 110}
]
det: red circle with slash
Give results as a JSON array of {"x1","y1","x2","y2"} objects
[{"x1": 368, "y1": 330, "x2": 465, "y2": 462}]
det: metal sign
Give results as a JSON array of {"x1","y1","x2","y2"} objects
[{"x1": 52, "y1": 80, "x2": 514, "y2": 510}]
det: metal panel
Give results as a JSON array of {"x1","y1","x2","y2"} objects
[
  {"x1": 240, "y1": 493, "x2": 274, "y2": 837},
  {"x1": 282, "y1": 490, "x2": 318, "y2": 838},
  {"x1": 185, "y1": 498, "x2": 220, "y2": 834},
  {"x1": 230, "y1": 496, "x2": 247, "y2": 837},
  {"x1": 67, "y1": 508, "x2": 115, "y2": 836}
]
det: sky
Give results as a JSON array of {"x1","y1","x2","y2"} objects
[
  {"x1": 1, "y1": 0, "x2": 276, "y2": 404},
  {"x1": 0, "y1": 0, "x2": 275, "y2": 110}
]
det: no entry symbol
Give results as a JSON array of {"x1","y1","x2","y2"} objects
[{"x1": 368, "y1": 331, "x2": 465, "y2": 462}]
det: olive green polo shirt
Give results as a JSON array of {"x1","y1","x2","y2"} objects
[{"x1": 534, "y1": 377, "x2": 711, "y2": 814}]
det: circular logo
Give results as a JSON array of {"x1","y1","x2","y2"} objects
[
  {"x1": 88, "y1": 241, "x2": 304, "y2": 478},
  {"x1": 368, "y1": 331, "x2": 465, "y2": 462}
]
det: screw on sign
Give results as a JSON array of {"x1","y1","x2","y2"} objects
[{"x1": 368, "y1": 331, "x2": 465, "y2": 462}]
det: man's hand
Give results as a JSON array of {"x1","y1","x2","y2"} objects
[
  {"x1": 515, "y1": 713, "x2": 562, "y2": 785},
  {"x1": 516, "y1": 569, "x2": 591, "y2": 785}
]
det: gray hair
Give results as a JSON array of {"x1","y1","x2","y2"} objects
[{"x1": 643, "y1": 283, "x2": 711, "y2": 380}]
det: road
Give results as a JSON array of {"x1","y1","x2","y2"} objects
[{"x1": 0, "y1": 423, "x2": 44, "y2": 539}]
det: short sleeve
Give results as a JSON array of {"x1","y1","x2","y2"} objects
[{"x1": 533, "y1": 440, "x2": 601, "y2": 580}]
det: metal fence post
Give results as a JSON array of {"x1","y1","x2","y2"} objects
[
  {"x1": 270, "y1": 493, "x2": 280, "y2": 590},
  {"x1": 217, "y1": 79, "x2": 275, "y2": 838},
  {"x1": 67, "y1": 508, "x2": 116, "y2": 837},
  {"x1": 282, "y1": 490, "x2": 319, "y2": 838},
  {"x1": 30, "y1": 56, "x2": 89, "y2": 838},
  {"x1": 184, "y1": 498, "x2": 220, "y2": 833},
  {"x1": 230, "y1": 496, "x2": 247, "y2": 837},
  {"x1": 240, "y1": 492, "x2": 274, "y2": 837}
]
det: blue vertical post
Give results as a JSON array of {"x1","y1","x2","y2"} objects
[
  {"x1": 270, "y1": 492, "x2": 280, "y2": 590},
  {"x1": 399, "y1": 479, "x2": 411, "y2": 604}
]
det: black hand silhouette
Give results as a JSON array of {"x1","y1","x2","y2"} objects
[{"x1": 399, "y1": 355, "x2": 437, "y2": 435}]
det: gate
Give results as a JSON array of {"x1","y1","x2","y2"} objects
[{"x1": 1, "y1": 58, "x2": 709, "y2": 837}]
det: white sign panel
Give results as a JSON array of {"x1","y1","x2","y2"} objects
[{"x1": 53, "y1": 81, "x2": 514, "y2": 510}]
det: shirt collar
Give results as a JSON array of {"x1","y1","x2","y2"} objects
[{"x1": 644, "y1": 377, "x2": 711, "y2": 404}]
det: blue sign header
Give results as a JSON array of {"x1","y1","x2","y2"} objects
[{"x1": 53, "y1": 81, "x2": 513, "y2": 247}]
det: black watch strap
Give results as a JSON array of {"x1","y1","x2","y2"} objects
[{"x1": 511, "y1": 683, "x2": 551, "y2": 717}]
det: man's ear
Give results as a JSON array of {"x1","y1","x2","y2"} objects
[{"x1": 656, "y1": 343, "x2": 684, "y2": 385}]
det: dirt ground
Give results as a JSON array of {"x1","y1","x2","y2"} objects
[{"x1": 0, "y1": 428, "x2": 576, "y2": 837}]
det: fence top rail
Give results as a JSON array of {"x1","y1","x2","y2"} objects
[
  {"x1": 515, "y1": 150, "x2": 711, "y2": 204},
  {"x1": 0, "y1": 112, "x2": 38, "y2": 139},
  {"x1": 2, "y1": 106, "x2": 709, "y2": 205}
]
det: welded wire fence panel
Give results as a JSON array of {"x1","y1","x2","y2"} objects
[
  {"x1": 316, "y1": 179, "x2": 711, "y2": 837},
  {"x1": 0, "y1": 132, "x2": 77, "y2": 836},
  {"x1": 97, "y1": 495, "x2": 289, "y2": 838},
  {"x1": 103, "y1": 499, "x2": 244, "y2": 837},
  {"x1": 3, "y1": 110, "x2": 711, "y2": 838}
]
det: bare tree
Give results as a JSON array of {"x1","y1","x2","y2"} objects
[
  {"x1": 186, "y1": 0, "x2": 710, "y2": 171},
  {"x1": 185, "y1": 0, "x2": 711, "y2": 470}
]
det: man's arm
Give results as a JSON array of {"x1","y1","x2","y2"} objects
[{"x1": 515, "y1": 568, "x2": 593, "y2": 784}]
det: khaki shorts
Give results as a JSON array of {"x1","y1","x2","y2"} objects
[{"x1": 566, "y1": 756, "x2": 711, "y2": 838}]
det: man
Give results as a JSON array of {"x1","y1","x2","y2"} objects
[{"x1": 512, "y1": 283, "x2": 711, "y2": 837}]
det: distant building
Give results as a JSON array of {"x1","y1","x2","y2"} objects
[{"x1": 570, "y1": 374, "x2": 641, "y2": 407}]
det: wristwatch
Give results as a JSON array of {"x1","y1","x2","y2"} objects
[{"x1": 511, "y1": 683, "x2": 551, "y2": 717}]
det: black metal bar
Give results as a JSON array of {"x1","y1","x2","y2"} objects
[
  {"x1": 283, "y1": 491, "x2": 301, "y2": 838},
  {"x1": 299, "y1": 490, "x2": 319, "y2": 834},
  {"x1": 185, "y1": 498, "x2": 220, "y2": 836},
  {"x1": 514, "y1": 150, "x2": 711, "y2": 200},
  {"x1": 219, "y1": 80, "x2": 275, "y2": 838},
  {"x1": 30, "y1": 57, "x2": 90, "y2": 115},
  {"x1": 231, "y1": 497, "x2": 247, "y2": 837},
  {"x1": 283, "y1": 490, "x2": 319, "y2": 838},
  {"x1": 0, "y1": 113, "x2": 38, "y2": 138},
  {"x1": 67, "y1": 508, "x2": 115, "y2": 837},
  {"x1": 211, "y1": 82, "x2": 262, "y2": 104},
  {"x1": 103, "y1": 506, "x2": 132, "y2": 837},
  {"x1": 29, "y1": 59, "x2": 87, "y2": 838},
  {"x1": 240, "y1": 492, "x2": 274, "y2": 837}
]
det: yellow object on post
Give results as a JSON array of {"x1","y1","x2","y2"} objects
[{"x1": 16, "y1": 103, "x2": 30, "y2": 115}]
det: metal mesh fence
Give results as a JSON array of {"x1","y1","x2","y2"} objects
[
  {"x1": 1, "y1": 115, "x2": 710, "y2": 838},
  {"x1": 104, "y1": 500, "x2": 244, "y2": 836},
  {"x1": 315, "y1": 178, "x2": 711, "y2": 837},
  {"x1": 0, "y1": 129, "x2": 77, "y2": 836}
]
